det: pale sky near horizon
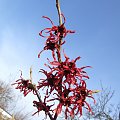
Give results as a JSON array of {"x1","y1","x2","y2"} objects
[{"x1": 0, "y1": 0, "x2": 120, "y2": 119}]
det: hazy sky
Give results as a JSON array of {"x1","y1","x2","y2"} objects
[{"x1": 0, "y1": 0, "x2": 120, "y2": 119}]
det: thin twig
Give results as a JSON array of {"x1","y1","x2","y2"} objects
[
  {"x1": 30, "y1": 66, "x2": 54, "y2": 120},
  {"x1": 56, "y1": 0, "x2": 62, "y2": 25},
  {"x1": 56, "y1": 0, "x2": 63, "y2": 63},
  {"x1": 34, "y1": 90, "x2": 54, "y2": 120}
]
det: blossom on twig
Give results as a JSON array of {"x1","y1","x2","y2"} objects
[
  {"x1": 12, "y1": 79, "x2": 36, "y2": 96},
  {"x1": 32, "y1": 100, "x2": 53, "y2": 116},
  {"x1": 39, "y1": 14, "x2": 75, "y2": 38}
]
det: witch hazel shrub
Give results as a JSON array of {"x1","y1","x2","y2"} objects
[{"x1": 12, "y1": 1, "x2": 98, "y2": 120}]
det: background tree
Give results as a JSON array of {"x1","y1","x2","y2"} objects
[
  {"x1": 83, "y1": 86, "x2": 120, "y2": 120},
  {"x1": 0, "y1": 80, "x2": 14, "y2": 110},
  {"x1": 0, "y1": 80, "x2": 31, "y2": 120}
]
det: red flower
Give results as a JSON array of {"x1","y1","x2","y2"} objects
[
  {"x1": 12, "y1": 79, "x2": 36, "y2": 96},
  {"x1": 37, "y1": 69, "x2": 62, "y2": 95},
  {"x1": 38, "y1": 33, "x2": 65, "y2": 60},
  {"x1": 47, "y1": 92, "x2": 74, "y2": 118},
  {"x1": 33, "y1": 100, "x2": 53, "y2": 116},
  {"x1": 72, "y1": 80, "x2": 95, "y2": 116},
  {"x1": 12, "y1": 73, "x2": 36, "y2": 96},
  {"x1": 39, "y1": 14, "x2": 75, "y2": 39}
]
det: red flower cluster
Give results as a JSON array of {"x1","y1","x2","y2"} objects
[
  {"x1": 37, "y1": 14, "x2": 95, "y2": 119},
  {"x1": 37, "y1": 53, "x2": 95, "y2": 119},
  {"x1": 47, "y1": 81, "x2": 95, "y2": 119},
  {"x1": 48, "y1": 53, "x2": 91, "y2": 86},
  {"x1": 38, "y1": 14, "x2": 75, "y2": 60},
  {"x1": 12, "y1": 14, "x2": 96, "y2": 120}
]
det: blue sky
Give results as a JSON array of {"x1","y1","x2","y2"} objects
[{"x1": 0, "y1": 0, "x2": 120, "y2": 119}]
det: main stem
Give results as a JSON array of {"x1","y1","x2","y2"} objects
[{"x1": 53, "y1": 1, "x2": 63, "y2": 120}]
